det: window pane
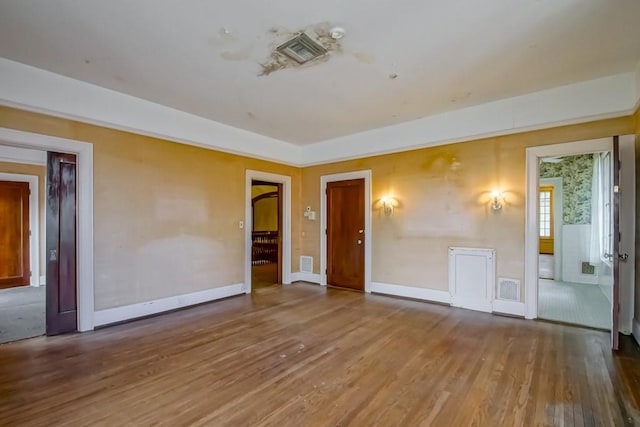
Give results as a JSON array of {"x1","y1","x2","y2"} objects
[{"x1": 539, "y1": 190, "x2": 551, "y2": 237}]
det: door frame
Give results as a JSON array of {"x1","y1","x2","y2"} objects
[
  {"x1": 245, "y1": 170, "x2": 291, "y2": 291},
  {"x1": 0, "y1": 172, "x2": 39, "y2": 287},
  {"x1": 0, "y1": 127, "x2": 94, "y2": 332},
  {"x1": 320, "y1": 170, "x2": 372, "y2": 292},
  {"x1": 524, "y1": 136, "x2": 633, "y2": 322}
]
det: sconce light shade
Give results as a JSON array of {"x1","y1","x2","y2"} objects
[
  {"x1": 381, "y1": 196, "x2": 395, "y2": 216},
  {"x1": 491, "y1": 190, "x2": 503, "y2": 211}
]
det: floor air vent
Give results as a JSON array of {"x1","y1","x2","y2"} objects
[
  {"x1": 497, "y1": 278, "x2": 520, "y2": 301},
  {"x1": 300, "y1": 256, "x2": 313, "y2": 274}
]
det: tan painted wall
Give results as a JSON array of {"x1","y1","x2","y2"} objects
[
  {"x1": 252, "y1": 185, "x2": 279, "y2": 231},
  {"x1": 0, "y1": 161, "x2": 46, "y2": 274},
  {"x1": 0, "y1": 107, "x2": 301, "y2": 310},
  {"x1": 634, "y1": 106, "x2": 640, "y2": 322},
  {"x1": 301, "y1": 117, "x2": 634, "y2": 297},
  {"x1": 0, "y1": 105, "x2": 635, "y2": 311}
]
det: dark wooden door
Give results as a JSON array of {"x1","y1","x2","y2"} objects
[
  {"x1": 326, "y1": 179, "x2": 364, "y2": 291},
  {"x1": 276, "y1": 183, "x2": 283, "y2": 284},
  {"x1": 611, "y1": 136, "x2": 620, "y2": 350},
  {"x1": 0, "y1": 180, "x2": 30, "y2": 288},
  {"x1": 46, "y1": 152, "x2": 77, "y2": 335}
]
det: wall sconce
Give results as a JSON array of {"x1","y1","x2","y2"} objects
[
  {"x1": 490, "y1": 190, "x2": 504, "y2": 211},
  {"x1": 381, "y1": 196, "x2": 396, "y2": 216}
]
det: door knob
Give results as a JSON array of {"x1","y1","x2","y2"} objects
[{"x1": 357, "y1": 239, "x2": 362, "y2": 245}]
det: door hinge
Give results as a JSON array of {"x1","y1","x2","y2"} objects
[
  {"x1": 30, "y1": 270, "x2": 32, "y2": 277},
  {"x1": 614, "y1": 185, "x2": 620, "y2": 193},
  {"x1": 29, "y1": 229, "x2": 32, "y2": 236}
]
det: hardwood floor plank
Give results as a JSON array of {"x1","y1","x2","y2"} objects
[{"x1": 0, "y1": 283, "x2": 638, "y2": 426}]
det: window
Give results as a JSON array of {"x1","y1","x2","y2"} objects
[{"x1": 539, "y1": 189, "x2": 552, "y2": 237}]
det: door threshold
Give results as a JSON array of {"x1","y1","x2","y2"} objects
[{"x1": 536, "y1": 317, "x2": 610, "y2": 333}]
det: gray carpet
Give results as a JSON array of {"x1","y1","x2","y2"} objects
[{"x1": 0, "y1": 286, "x2": 45, "y2": 344}]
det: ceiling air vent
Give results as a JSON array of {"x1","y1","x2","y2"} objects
[{"x1": 276, "y1": 32, "x2": 327, "y2": 64}]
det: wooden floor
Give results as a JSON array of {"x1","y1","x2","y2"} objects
[{"x1": 1, "y1": 283, "x2": 639, "y2": 426}]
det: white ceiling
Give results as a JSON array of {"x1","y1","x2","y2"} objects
[{"x1": 1, "y1": 0, "x2": 639, "y2": 148}]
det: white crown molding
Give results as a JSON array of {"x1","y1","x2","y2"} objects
[
  {"x1": 1, "y1": 57, "x2": 638, "y2": 167},
  {"x1": 0, "y1": 58, "x2": 302, "y2": 166},
  {"x1": 300, "y1": 72, "x2": 639, "y2": 166}
]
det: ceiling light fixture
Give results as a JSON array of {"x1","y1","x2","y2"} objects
[{"x1": 329, "y1": 27, "x2": 345, "y2": 40}]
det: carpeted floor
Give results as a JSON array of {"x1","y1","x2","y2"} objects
[
  {"x1": 0, "y1": 286, "x2": 45, "y2": 344},
  {"x1": 538, "y1": 279, "x2": 610, "y2": 330}
]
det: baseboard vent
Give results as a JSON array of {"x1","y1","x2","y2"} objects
[
  {"x1": 581, "y1": 262, "x2": 595, "y2": 275},
  {"x1": 497, "y1": 278, "x2": 520, "y2": 301},
  {"x1": 300, "y1": 256, "x2": 313, "y2": 274}
]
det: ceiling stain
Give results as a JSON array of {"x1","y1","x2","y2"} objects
[
  {"x1": 450, "y1": 91, "x2": 472, "y2": 103},
  {"x1": 259, "y1": 22, "x2": 343, "y2": 76},
  {"x1": 208, "y1": 27, "x2": 237, "y2": 46},
  {"x1": 353, "y1": 52, "x2": 376, "y2": 64},
  {"x1": 260, "y1": 54, "x2": 290, "y2": 76},
  {"x1": 220, "y1": 46, "x2": 253, "y2": 61}
]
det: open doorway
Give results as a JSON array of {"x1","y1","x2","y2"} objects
[
  {"x1": 526, "y1": 136, "x2": 635, "y2": 349},
  {"x1": 0, "y1": 163, "x2": 44, "y2": 344},
  {"x1": 537, "y1": 152, "x2": 612, "y2": 329},
  {"x1": 0, "y1": 142, "x2": 82, "y2": 343},
  {"x1": 250, "y1": 180, "x2": 282, "y2": 288}
]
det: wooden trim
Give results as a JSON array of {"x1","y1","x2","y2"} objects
[
  {"x1": 612, "y1": 135, "x2": 620, "y2": 350},
  {"x1": 251, "y1": 191, "x2": 278, "y2": 204}
]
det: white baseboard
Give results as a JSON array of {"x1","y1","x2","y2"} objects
[
  {"x1": 633, "y1": 318, "x2": 640, "y2": 347},
  {"x1": 492, "y1": 299, "x2": 526, "y2": 317},
  {"x1": 291, "y1": 272, "x2": 321, "y2": 284},
  {"x1": 93, "y1": 283, "x2": 244, "y2": 327},
  {"x1": 370, "y1": 282, "x2": 451, "y2": 305}
]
